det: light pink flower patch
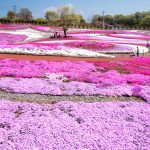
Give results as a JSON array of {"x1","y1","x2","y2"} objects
[
  {"x1": 64, "y1": 41, "x2": 115, "y2": 50},
  {"x1": 0, "y1": 100, "x2": 149, "y2": 150},
  {"x1": 0, "y1": 24, "x2": 29, "y2": 30},
  {"x1": 108, "y1": 33, "x2": 150, "y2": 40}
]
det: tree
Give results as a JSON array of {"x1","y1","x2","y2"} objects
[
  {"x1": 79, "y1": 15, "x2": 86, "y2": 24},
  {"x1": 91, "y1": 15, "x2": 102, "y2": 26},
  {"x1": 35, "y1": 18, "x2": 47, "y2": 25},
  {"x1": 17, "y1": 8, "x2": 33, "y2": 21},
  {"x1": 105, "y1": 15, "x2": 113, "y2": 26},
  {"x1": 113, "y1": 14, "x2": 125, "y2": 25},
  {"x1": 59, "y1": 13, "x2": 80, "y2": 37},
  {"x1": 7, "y1": 11, "x2": 15, "y2": 19},
  {"x1": 45, "y1": 5, "x2": 81, "y2": 37},
  {"x1": 141, "y1": 15, "x2": 150, "y2": 27},
  {"x1": 57, "y1": 6, "x2": 79, "y2": 37},
  {"x1": 89, "y1": 11, "x2": 150, "y2": 28},
  {"x1": 45, "y1": 11, "x2": 58, "y2": 20},
  {"x1": 135, "y1": 12, "x2": 143, "y2": 23},
  {"x1": 123, "y1": 15, "x2": 136, "y2": 27},
  {"x1": 35, "y1": 18, "x2": 46, "y2": 22},
  {"x1": 45, "y1": 11, "x2": 58, "y2": 26}
]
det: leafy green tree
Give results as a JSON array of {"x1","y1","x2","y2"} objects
[
  {"x1": 141, "y1": 15, "x2": 150, "y2": 27},
  {"x1": 35, "y1": 18, "x2": 47, "y2": 25},
  {"x1": 45, "y1": 6, "x2": 81, "y2": 37},
  {"x1": 91, "y1": 15, "x2": 102, "y2": 26},
  {"x1": 35, "y1": 18, "x2": 46, "y2": 22},
  {"x1": 7, "y1": 11, "x2": 15, "y2": 20},
  {"x1": 113, "y1": 14, "x2": 125, "y2": 26},
  {"x1": 105, "y1": 15, "x2": 113, "y2": 25},
  {"x1": 60, "y1": 13, "x2": 80, "y2": 37},
  {"x1": 45, "y1": 11, "x2": 58, "y2": 20},
  {"x1": 79, "y1": 15, "x2": 86, "y2": 24}
]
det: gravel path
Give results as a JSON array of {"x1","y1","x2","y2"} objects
[{"x1": 0, "y1": 90, "x2": 144, "y2": 104}]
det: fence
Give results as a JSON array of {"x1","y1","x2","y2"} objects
[{"x1": 0, "y1": 20, "x2": 150, "y2": 30}]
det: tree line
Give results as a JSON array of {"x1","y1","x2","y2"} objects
[
  {"x1": 0, "y1": 6, "x2": 150, "y2": 36},
  {"x1": 91, "y1": 11, "x2": 150, "y2": 29}
]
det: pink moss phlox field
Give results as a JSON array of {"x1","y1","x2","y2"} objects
[
  {"x1": 0, "y1": 57, "x2": 150, "y2": 101},
  {"x1": 31, "y1": 25, "x2": 63, "y2": 32},
  {"x1": 0, "y1": 24, "x2": 149, "y2": 51},
  {"x1": 0, "y1": 24, "x2": 29, "y2": 30},
  {"x1": 0, "y1": 77, "x2": 131, "y2": 96},
  {"x1": 0, "y1": 33, "x2": 27, "y2": 44},
  {"x1": 0, "y1": 69, "x2": 149, "y2": 101},
  {"x1": 0, "y1": 100, "x2": 149, "y2": 150},
  {"x1": 132, "y1": 86, "x2": 150, "y2": 102},
  {"x1": 108, "y1": 33, "x2": 150, "y2": 40},
  {"x1": 0, "y1": 24, "x2": 62, "y2": 32},
  {"x1": 94, "y1": 57, "x2": 150, "y2": 75},
  {"x1": 64, "y1": 41, "x2": 115, "y2": 50},
  {"x1": 0, "y1": 57, "x2": 150, "y2": 77},
  {"x1": 0, "y1": 41, "x2": 133, "y2": 53},
  {"x1": 0, "y1": 59, "x2": 96, "y2": 78},
  {"x1": 31, "y1": 25, "x2": 50, "y2": 32},
  {"x1": 0, "y1": 76, "x2": 149, "y2": 101},
  {"x1": 68, "y1": 29, "x2": 143, "y2": 35}
]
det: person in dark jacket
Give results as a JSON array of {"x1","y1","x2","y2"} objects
[
  {"x1": 137, "y1": 47, "x2": 140, "y2": 57},
  {"x1": 147, "y1": 40, "x2": 149, "y2": 47}
]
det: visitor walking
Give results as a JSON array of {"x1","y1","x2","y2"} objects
[
  {"x1": 137, "y1": 47, "x2": 140, "y2": 57},
  {"x1": 147, "y1": 40, "x2": 149, "y2": 47}
]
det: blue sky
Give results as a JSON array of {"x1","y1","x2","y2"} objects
[{"x1": 0, "y1": 0, "x2": 150, "y2": 20}]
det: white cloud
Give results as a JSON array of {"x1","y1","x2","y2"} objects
[
  {"x1": 43, "y1": 7, "x2": 57, "y2": 13},
  {"x1": 43, "y1": 3, "x2": 74, "y2": 13},
  {"x1": 33, "y1": 6, "x2": 57, "y2": 18},
  {"x1": 34, "y1": 3, "x2": 75, "y2": 19},
  {"x1": 66, "y1": 3, "x2": 74, "y2": 9}
]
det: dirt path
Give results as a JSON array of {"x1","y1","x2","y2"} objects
[
  {"x1": 0, "y1": 90, "x2": 144, "y2": 104},
  {"x1": 0, "y1": 53, "x2": 134, "y2": 62}
]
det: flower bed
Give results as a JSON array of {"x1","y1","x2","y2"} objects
[
  {"x1": 31, "y1": 25, "x2": 63, "y2": 32},
  {"x1": 0, "y1": 73, "x2": 149, "y2": 102},
  {"x1": 64, "y1": 41, "x2": 115, "y2": 50},
  {"x1": 94, "y1": 57, "x2": 150, "y2": 75},
  {"x1": 0, "y1": 33, "x2": 27, "y2": 44},
  {"x1": 0, "y1": 47, "x2": 114, "y2": 58},
  {"x1": 0, "y1": 100, "x2": 149, "y2": 150},
  {"x1": 108, "y1": 33, "x2": 150, "y2": 40},
  {"x1": 0, "y1": 25, "x2": 150, "y2": 150},
  {"x1": 0, "y1": 58, "x2": 149, "y2": 102},
  {"x1": 0, "y1": 25, "x2": 149, "y2": 56},
  {"x1": 0, "y1": 24, "x2": 29, "y2": 30},
  {"x1": 0, "y1": 57, "x2": 149, "y2": 77},
  {"x1": 0, "y1": 28, "x2": 47, "y2": 41}
]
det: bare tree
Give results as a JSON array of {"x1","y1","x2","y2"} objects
[{"x1": 17, "y1": 8, "x2": 33, "y2": 21}]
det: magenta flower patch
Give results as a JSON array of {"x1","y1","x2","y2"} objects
[
  {"x1": 0, "y1": 33, "x2": 27, "y2": 44},
  {"x1": 0, "y1": 58, "x2": 149, "y2": 102}
]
